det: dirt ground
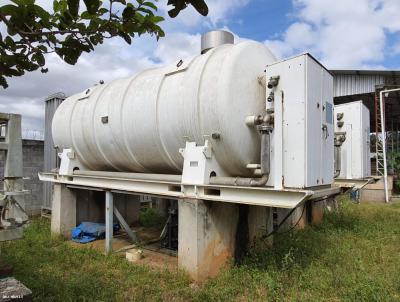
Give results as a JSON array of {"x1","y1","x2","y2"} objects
[{"x1": 68, "y1": 227, "x2": 178, "y2": 271}]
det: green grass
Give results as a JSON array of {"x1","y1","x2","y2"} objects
[{"x1": 2, "y1": 197, "x2": 400, "y2": 301}]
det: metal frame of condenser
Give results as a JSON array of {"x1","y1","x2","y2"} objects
[{"x1": 379, "y1": 88, "x2": 400, "y2": 203}]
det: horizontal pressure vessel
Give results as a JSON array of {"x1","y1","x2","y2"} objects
[{"x1": 52, "y1": 41, "x2": 276, "y2": 176}]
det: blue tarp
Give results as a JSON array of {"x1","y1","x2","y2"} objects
[{"x1": 71, "y1": 222, "x2": 120, "y2": 243}]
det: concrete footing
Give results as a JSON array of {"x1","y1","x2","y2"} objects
[
  {"x1": 178, "y1": 199, "x2": 238, "y2": 281},
  {"x1": 178, "y1": 199, "x2": 272, "y2": 281},
  {"x1": 51, "y1": 184, "x2": 77, "y2": 237},
  {"x1": 360, "y1": 176, "x2": 393, "y2": 203}
]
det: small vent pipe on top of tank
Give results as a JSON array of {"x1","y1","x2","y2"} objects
[
  {"x1": 201, "y1": 30, "x2": 234, "y2": 54},
  {"x1": 210, "y1": 113, "x2": 274, "y2": 187}
]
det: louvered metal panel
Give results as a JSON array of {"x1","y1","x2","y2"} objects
[{"x1": 43, "y1": 93, "x2": 66, "y2": 210}]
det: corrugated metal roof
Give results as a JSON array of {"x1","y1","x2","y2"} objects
[
  {"x1": 330, "y1": 70, "x2": 400, "y2": 76},
  {"x1": 331, "y1": 70, "x2": 400, "y2": 97},
  {"x1": 333, "y1": 74, "x2": 385, "y2": 97}
]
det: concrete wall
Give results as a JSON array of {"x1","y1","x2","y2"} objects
[
  {"x1": 0, "y1": 139, "x2": 44, "y2": 216},
  {"x1": 360, "y1": 176, "x2": 393, "y2": 203}
]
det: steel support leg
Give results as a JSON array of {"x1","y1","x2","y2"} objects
[
  {"x1": 105, "y1": 191, "x2": 113, "y2": 254},
  {"x1": 114, "y1": 206, "x2": 138, "y2": 243}
]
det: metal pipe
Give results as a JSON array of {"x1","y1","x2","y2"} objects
[
  {"x1": 334, "y1": 133, "x2": 346, "y2": 179},
  {"x1": 379, "y1": 88, "x2": 400, "y2": 203},
  {"x1": 334, "y1": 145, "x2": 341, "y2": 178},
  {"x1": 74, "y1": 170, "x2": 182, "y2": 183},
  {"x1": 210, "y1": 131, "x2": 270, "y2": 187}
]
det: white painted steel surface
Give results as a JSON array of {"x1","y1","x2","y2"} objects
[
  {"x1": 334, "y1": 101, "x2": 371, "y2": 179},
  {"x1": 52, "y1": 41, "x2": 276, "y2": 177},
  {"x1": 265, "y1": 54, "x2": 334, "y2": 188}
]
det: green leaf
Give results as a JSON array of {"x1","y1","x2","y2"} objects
[
  {"x1": 53, "y1": 0, "x2": 60, "y2": 12},
  {"x1": 143, "y1": 2, "x2": 157, "y2": 10},
  {"x1": 0, "y1": 4, "x2": 19, "y2": 16},
  {"x1": 67, "y1": 0, "x2": 79, "y2": 17},
  {"x1": 190, "y1": 0, "x2": 208, "y2": 16},
  {"x1": 34, "y1": 5, "x2": 51, "y2": 24},
  {"x1": 83, "y1": 0, "x2": 100, "y2": 15},
  {"x1": 6, "y1": 26, "x2": 17, "y2": 36},
  {"x1": 168, "y1": 7, "x2": 181, "y2": 18},
  {"x1": 137, "y1": 7, "x2": 154, "y2": 15},
  {"x1": 151, "y1": 16, "x2": 164, "y2": 23},
  {"x1": 81, "y1": 11, "x2": 94, "y2": 19},
  {"x1": 8, "y1": 68, "x2": 24, "y2": 76},
  {"x1": 119, "y1": 31, "x2": 131, "y2": 44},
  {"x1": 0, "y1": 76, "x2": 8, "y2": 89},
  {"x1": 32, "y1": 52, "x2": 45, "y2": 66},
  {"x1": 122, "y1": 6, "x2": 135, "y2": 21}
]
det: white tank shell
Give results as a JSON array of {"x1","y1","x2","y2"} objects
[{"x1": 52, "y1": 41, "x2": 276, "y2": 176}]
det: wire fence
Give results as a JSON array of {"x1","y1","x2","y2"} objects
[{"x1": 22, "y1": 129, "x2": 45, "y2": 141}]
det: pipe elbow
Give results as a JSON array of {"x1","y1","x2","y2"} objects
[{"x1": 250, "y1": 174, "x2": 269, "y2": 187}]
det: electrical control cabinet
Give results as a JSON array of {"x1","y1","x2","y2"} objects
[
  {"x1": 334, "y1": 101, "x2": 371, "y2": 179},
  {"x1": 265, "y1": 54, "x2": 334, "y2": 189}
]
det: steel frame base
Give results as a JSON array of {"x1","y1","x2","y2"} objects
[{"x1": 39, "y1": 172, "x2": 341, "y2": 209}]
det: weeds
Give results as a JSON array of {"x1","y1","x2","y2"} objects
[{"x1": 1, "y1": 198, "x2": 400, "y2": 301}]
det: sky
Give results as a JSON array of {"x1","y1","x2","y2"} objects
[{"x1": 1, "y1": 0, "x2": 400, "y2": 135}]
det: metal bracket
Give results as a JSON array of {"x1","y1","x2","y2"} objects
[{"x1": 58, "y1": 148, "x2": 84, "y2": 176}]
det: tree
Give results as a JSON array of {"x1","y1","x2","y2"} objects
[{"x1": 0, "y1": 0, "x2": 208, "y2": 88}]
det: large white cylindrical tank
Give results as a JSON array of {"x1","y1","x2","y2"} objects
[{"x1": 52, "y1": 41, "x2": 276, "y2": 176}]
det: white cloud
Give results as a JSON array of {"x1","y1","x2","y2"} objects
[
  {"x1": 206, "y1": 0, "x2": 251, "y2": 27},
  {"x1": 154, "y1": 32, "x2": 201, "y2": 64},
  {"x1": 265, "y1": 0, "x2": 400, "y2": 69}
]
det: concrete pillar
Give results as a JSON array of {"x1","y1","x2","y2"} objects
[
  {"x1": 51, "y1": 184, "x2": 76, "y2": 237},
  {"x1": 311, "y1": 200, "x2": 325, "y2": 225},
  {"x1": 178, "y1": 199, "x2": 238, "y2": 281},
  {"x1": 248, "y1": 206, "x2": 273, "y2": 242},
  {"x1": 276, "y1": 205, "x2": 307, "y2": 231}
]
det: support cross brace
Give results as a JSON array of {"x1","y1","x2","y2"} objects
[{"x1": 105, "y1": 191, "x2": 138, "y2": 255}]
